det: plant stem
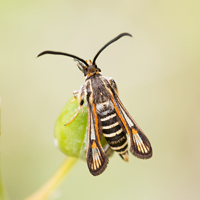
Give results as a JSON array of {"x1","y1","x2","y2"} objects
[
  {"x1": 24, "y1": 157, "x2": 78, "y2": 200},
  {"x1": 0, "y1": 97, "x2": 6, "y2": 200},
  {"x1": 0, "y1": 163, "x2": 7, "y2": 200},
  {"x1": 0, "y1": 179, "x2": 6, "y2": 200}
]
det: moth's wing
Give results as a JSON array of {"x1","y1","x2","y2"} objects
[
  {"x1": 86, "y1": 102, "x2": 109, "y2": 176},
  {"x1": 110, "y1": 95, "x2": 152, "y2": 159}
]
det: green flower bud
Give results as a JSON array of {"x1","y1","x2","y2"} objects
[
  {"x1": 54, "y1": 98, "x2": 88, "y2": 159},
  {"x1": 54, "y1": 98, "x2": 112, "y2": 160}
]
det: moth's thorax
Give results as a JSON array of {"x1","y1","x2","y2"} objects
[{"x1": 85, "y1": 74, "x2": 113, "y2": 105}]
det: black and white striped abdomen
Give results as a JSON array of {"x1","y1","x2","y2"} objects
[{"x1": 99, "y1": 109, "x2": 129, "y2": 161}]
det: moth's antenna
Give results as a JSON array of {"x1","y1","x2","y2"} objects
[
  {"x1": 37, "y1": 50, "x2": 89, "y2": 67},
  {"x1": 92, "y1": 33, "x2": 132, "y2": 66}
]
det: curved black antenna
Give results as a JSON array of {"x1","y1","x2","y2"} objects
[
  {"x1": 92, "y1": 32, "x2": 132, "y2": 66},
  {"x1": 37, "y1": 50, "x2": 89, "y2": 67}
]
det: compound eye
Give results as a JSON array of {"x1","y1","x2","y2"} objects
[{"x1": 97, "y1": 68, "x2": 101, "y2": 72}]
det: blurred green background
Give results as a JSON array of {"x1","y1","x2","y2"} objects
[{"x1": 1, "y1": 0, "x2": 200, "y2": 199}]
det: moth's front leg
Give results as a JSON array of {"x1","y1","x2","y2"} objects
[
  {"x1": 71, "y1": 90, "x2": 79, "y2": 101},
  {"x1": 64, "y1": 85, "x2": 85, "y2": 126},
  {"x1": 108, "y1": 77, "x2": 119, "y2": 95}
]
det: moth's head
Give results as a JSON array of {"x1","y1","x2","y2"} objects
[
  {"x1": 37, "y1": 33, "x2": 132, "y2": 77},
  {"x1": 74, "y1": 59, "x2": 101, "y2": 77}
]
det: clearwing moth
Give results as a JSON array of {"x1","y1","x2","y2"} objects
[{"x1": 38, "y1": 33, "x2": 152, "y2": 176}]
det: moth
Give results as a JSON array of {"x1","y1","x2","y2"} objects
[{"x1": 38, "y1": 33, "x2": 152, "y2": 176}]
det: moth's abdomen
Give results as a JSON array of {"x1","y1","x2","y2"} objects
[{"x1": 100, "y1": 110, "x2": 129, "y2": 161}]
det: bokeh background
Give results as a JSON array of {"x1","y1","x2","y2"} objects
[{"x1": 1, "y1": 1, "x2": 200, "y2": 200}]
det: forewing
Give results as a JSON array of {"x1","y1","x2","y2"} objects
[
  {"x1": 86, "y1": 102, "x2": 108, "y2": 176},
  {"x1": 110, "y1": 95, "x2": 152, "y2": 159}
]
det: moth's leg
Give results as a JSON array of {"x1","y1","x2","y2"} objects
[
  {"x1": 108, "y1": 77, "x2": 119, "y2": 95},
  {"x1": 64, "y1": 85, "x2": 85, "y2": 126},
  {"x1": 71, "y1": 90, "x2": 79, "y2": 102}
]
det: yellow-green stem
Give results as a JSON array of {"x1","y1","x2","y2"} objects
[
  {"x1": 24, "y1": 157, "x2": 78, "y2": 200},
  {"x1": 0, "y1": 97, "x2": 6, "y2": 200}
]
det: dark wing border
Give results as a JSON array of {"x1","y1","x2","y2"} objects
[
  {"x1": 86, "y1": 101, "x2": 109, "y2": 176},
  {"x1": 110, "y1": 93, "x2": 152, "y2": 159}
]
